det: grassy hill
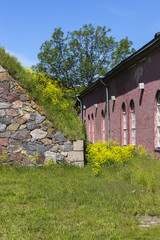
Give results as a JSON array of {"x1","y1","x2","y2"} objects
[{"x1": 0, "y1": 47, "x2": 84, "y2": 140}]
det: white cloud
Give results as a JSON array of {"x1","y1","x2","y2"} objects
[{"x1": 7, "y1": 50, "x2": 37, "y2": 67}]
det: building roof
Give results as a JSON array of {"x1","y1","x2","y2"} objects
[{"x1": 78, "y1": 33, "x2": 160, "y2": 98}]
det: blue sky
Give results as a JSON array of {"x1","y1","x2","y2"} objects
[{"x1": 1, "y1": 0, "x2": 160, "y2": 66}]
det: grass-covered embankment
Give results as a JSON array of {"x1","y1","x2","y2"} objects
[
  {"x1": 0, "y1": 47, "x2": 84, "y2": 140},
  {"x1": 0, "y1": 154, "x2": 160, "y2": 239}
]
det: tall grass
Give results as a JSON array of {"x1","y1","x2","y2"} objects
[{"x1": 0, "y1": 154, "x2": 159, "y2": 239}]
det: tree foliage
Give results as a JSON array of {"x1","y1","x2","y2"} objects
[{"x1": 35, "y1": 24, "x2": 135, "y2": 87}]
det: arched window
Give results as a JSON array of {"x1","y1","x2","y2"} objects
[
  {"x1": 122, "y1": 103, "x2": 127, "y2": 146},
  {"x1": 88, "y1": 114, "x2": 91, "y2": 141},
  {"x1": 91, "y1": 113, "x2": 95, "y2": 143},
  {"x1": 101, "y1": 110, "x2": 105, "y2": 142},
  {"x1": 156, "y1": 92, "x2": 160, "y2": 148},
  {"x1": 130, "y1": 100, "x2": 136, "y2": 146}
]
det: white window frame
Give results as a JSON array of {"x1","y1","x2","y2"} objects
[
  {"x1": 123, "y1": 110, "x2": 127, "y2": 146},
  {"x1": 88, "y1": 117, "x2": 91, "y2": 141},
  {"x1": 130, "y1": 101, "x2": 136, "y2": 146},
  {"x1": 157, "y1": 94, "x2": 160, "y2": 148},
  {"x1": 131, "y1": 109, "x2": 136, "y2": 146},
  {"x1": 103, "y1": 116, "x2": 105, "y2": 142},
  {"x1": 92, "y1": 118, "x2": 95, "y2": 143},
  {"x1": 101, "y1": 111, "x2": 105, "y2": 142}
]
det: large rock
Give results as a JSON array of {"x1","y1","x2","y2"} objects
[
  {"x1": 0, "y1": 131, "x2": 11, "y2": 138},
  {"x1": 61, "y1": 152, "x2": 68, "y2": 157},
  {"x1": 0, "y1": 88, "x2": 4, "y2": 94},
  {"x1": 37, "y1": 153, "x2": 45, "y2": 165},
  {"x1": 35, "y1": 113, "x2": 46, "y2": 124},
  {"x1": 19, "y1": 124, "x2": 26, "y2": 130},
  {"x1": 56, "y1": 153, "x2": 65, "y2": 162},
  {"x1": 0, "y1": 123, "x2": 7, "y2": 132},
  {"x1": 25, "y1": 142, "x2": 50, "y2": 154},
  {"x1": 12, "y1": 100, "x2": 23, "y2": 109},
  {"x1": 22, "y1": 113, "x2": 31, "y2": 121},
  {"x1": 0, "y1": 138, "x2": 8, "y2": 146},
  {"x1": 0, "y1": 82, "x2": 9, "y2": 90},
  {"x1": 6, "y1": 109, "x2": 18, "y2": 116},
  {"x1": 7, "y1": 123, "x2": 19, "y2": 131},
  {"x1": 49, "y1": 144, "x2": 59, "y2": 152},
  {"x1": 11, "y1": 153, "x2": 22, "y2": 163},
  {"x1": 30, "y1": 129, "x2": 47, "y2": 140},
  {"x1": 17, "y1": 109, "x2": 24, "y2": 117},
  {"x1": 23, "y1": 106, "x2": 34, "y2": 112},
  {"x1": 0, "y1": 146, "x2": 7, "y2": 154},
  {"x1": 0, "y1": 71, "x2": 10, "y2": 81},
  {"x1": 0, "y1": 118, "x2": 11, "y2": 126},
  {"x1": 73, "y1": 140, "x2": 84, "y2": 151},
  {"x1": 20, "y1": 94, "x2": 29, "y2": 101},
  {"x1": 59, "y1": 143, "x2": 73, "y2": 151},
  {"x1": 0, "y1": 110, "x2": 6, "y2": 117},
  {"x1": 13, "y1": 130, "x2": 31, "y2": 141},
  {"x1": 41, "y1": 138, "x2": 52, "y2": 145},
  {"x1": 0, "y1": 103, "x2": 11, "y2": 109},
  {"x1": 26, "y1": 121, "x2": 39, "y2": 130},
  {"x1": 41, "y1": 120, "x2": 53, "y2": 130},
  {"x1": 13, "y1": 146, "x2": 23, "y2": 154},
  {"x1": 8, "y1": 92, "x2": 19, "y2": 102},
  {"x1": 65, "y1": 151, "x2": 84, "y2": 162},
  {"x1": 8, "y1": 140, "x2": 23, "y2": 153},
  {"x1": 54, "y1": 132, "x2": 67, "y2": 142},
  {"x1": 44, "y1": 151, "x2": 56, "y2": 163},
  {"x1": 14, "y1": 117, "x2": 26, "y2": 125},
  {"x1": 47, "y1": 128, "x2": 55, "y2": 139}
]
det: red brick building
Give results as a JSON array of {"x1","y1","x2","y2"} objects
[{"x1": 78, "y1": 33, "x2": 160, "y2": 154}]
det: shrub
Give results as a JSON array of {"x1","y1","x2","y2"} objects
[
  {"x1": 86, "y1": 140, "x2": 136, "y2": 175},
  {"x1": 22, "y1": 70, "x2": 84, "y2": 139}
]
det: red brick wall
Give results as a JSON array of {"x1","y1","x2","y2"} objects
[{"x1": 82, "y1": 47, "x2": 160, "y2": 154}]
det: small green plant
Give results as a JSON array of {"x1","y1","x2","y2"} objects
[
  {"x1": 0, "y1": 153, "x2": 8, "y2": 164},
  {"x1": 44, "y1": 157, "x2": 55, "y2": 169},
  {"x1": 29, "y1": 152, "x2": 39, "y2": 167},
  {"x1": 137, "y1": 144, "x2": 149, "y2": 158}
]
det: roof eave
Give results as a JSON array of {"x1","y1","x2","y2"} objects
[{"x1": 79, "y1": 35, "x2": 160, "y2": 98}]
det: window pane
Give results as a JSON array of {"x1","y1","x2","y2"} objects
[
  {"x1": 132, "y1": 129, "x2": 136, "y2": 146},
  {"x1": 123, "y1": 111, "x2": 127, "y2": 145},
  {"x1": 158, "y1": 94, "x2": 160, "y2": 104},
  {"x1": 124, "y1": 130, "x2": 127, "y2": 145},
  {"x1": 157, "y1": 128, "x2": 160, "y2": 147},
  {"x1": 92, "y1": 120, "x2": 94, "y2": 143},
  {"x1": 158, "y1": 116, "x2": 160, "y2": 127},
  {"x1": 158, "y1": 105, "x2": 160, "y2": 114},
  {"x1": 103, "y1": 118, "x2": 105, "y2": 131},
  {"x1": 103, "y1": 131, "x2": 105, "y2": 142},
  {"x1": 132, "y1": 111, "x2": 136, "y2": 128},
  {"x1": 89, "y1": 121, "x2": 91, "y2": 141},
  {"x1": 157, "y1": 106, "x2": 160, "y2": 126},
  {"x1": 123, "y1": 113, "x2": 127, "y2": 129}
]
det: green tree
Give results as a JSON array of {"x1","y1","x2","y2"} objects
[{"x1": 35, "y1": 24, "x2": 135, "y2": 87}]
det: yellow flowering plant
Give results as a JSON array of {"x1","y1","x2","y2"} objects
[{"x1": 86, "y1": 141, "x2": 136, "y2": 175}]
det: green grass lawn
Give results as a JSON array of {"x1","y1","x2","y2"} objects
[{"x1": 0, "y1": 157, "x2": 160, "y2": 239}]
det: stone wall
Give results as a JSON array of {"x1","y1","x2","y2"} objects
[{"x1": 0, "y1": 66, "x2": 84, "y2": 167}]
